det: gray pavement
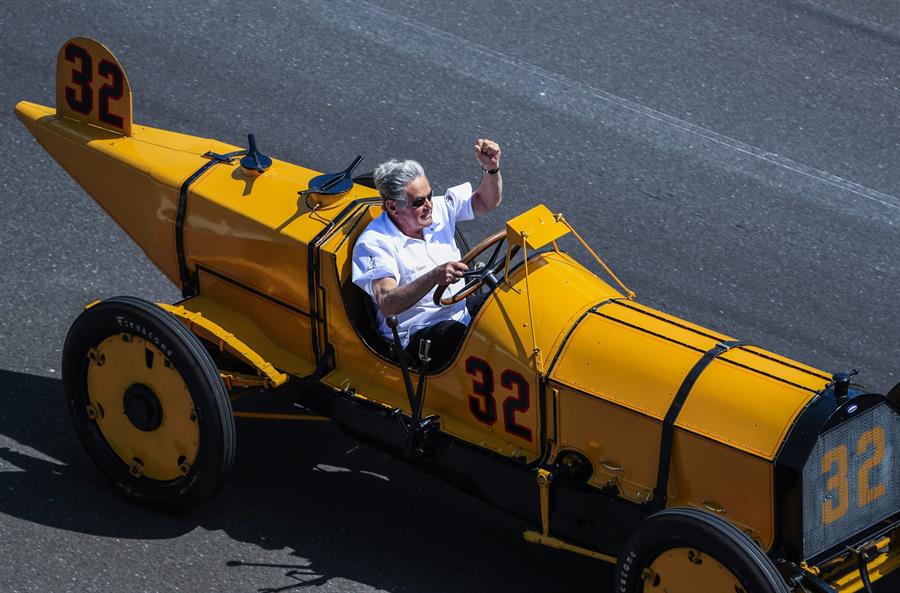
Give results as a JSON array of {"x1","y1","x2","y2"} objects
[{"x1": 1, "y1": 1, "x2": 899, "y2": 591}]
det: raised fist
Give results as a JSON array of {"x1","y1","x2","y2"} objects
[{"x1": 474, "y1": 138, "x2": 501, "y2": 170}]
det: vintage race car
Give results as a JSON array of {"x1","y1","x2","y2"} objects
[{"x1": 15, "y1": 37, "x2": 900, "y2": 593}]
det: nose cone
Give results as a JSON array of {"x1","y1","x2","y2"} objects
[
  {"x1": 15, "y1": 101, "x2": 61, "y2": 139},
  {"x1": 13, "y1": 99, "x2": 232, "y2": 287}
]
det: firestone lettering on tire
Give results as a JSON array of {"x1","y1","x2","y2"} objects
[
  {"x1": 114, "y1": 315, "x2": 174, "y2": 358},
  {"x1": 617, "y1": 549, "x2": 637, "y2": 593}
]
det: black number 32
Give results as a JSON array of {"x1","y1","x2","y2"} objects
[
  {"x1": 465, "y1": 357, "x2": 533, "y2": 442},
  {"x1": 64, "y1": 43, "x2": 124, "y2": 128}
]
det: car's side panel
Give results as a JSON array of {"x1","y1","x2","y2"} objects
[
  {"x1": 546, "y1": 299, "x2": 831, "y2": 554},
  {"x1": 189, "y1": 270, "x2": 317, "y2": 376},
  {"x1": 552, "y1": 308, "x2": 713, "y2": 418},
  {"x1": 187, "y1": 197, "x2": 312, "y2": 309},
  {"x1": 410, "y1": 251, "x2": 622, "y2": 461},
  {"x1": 551, "y1": 300, "x2": 829, "y2": 460},
  {"x1": 185, "y1": 157, "x2": 377, "y2": 312},
  {"x1": 553, "y1": 382, "x2": 776, "y2": 550},
  {"x1": 681, "y1": 354, "x2": 825, "y2": 458},
  {"x1": 320, "y1": 206, "x2": 412, "y2": 412}
]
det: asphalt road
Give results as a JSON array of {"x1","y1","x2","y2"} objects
[{"x1": 1, "y1": 1, "x2": 899, "y2": 592}]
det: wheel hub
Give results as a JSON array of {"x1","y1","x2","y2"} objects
[
  {"x1": 123, "y1": 383, "x2": 163, "y2": 431},
  {"x1": 86, "y1": 333, "x2": 199, "y2": 481},
  {"x1": 645, "y1": 547, "x2": 743, "y2": 592}
]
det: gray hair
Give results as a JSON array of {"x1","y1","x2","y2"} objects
[{"x1": 373, "y1": 159, "x2": 425, "y2": 207}]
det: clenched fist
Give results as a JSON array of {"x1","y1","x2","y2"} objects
[{"x1": 474, "y1": 138, "x2": 501, "y2": 170}]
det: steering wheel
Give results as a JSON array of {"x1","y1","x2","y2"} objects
[{"x1": 433, "y1": 229, "x2": 509, "y2": 306}]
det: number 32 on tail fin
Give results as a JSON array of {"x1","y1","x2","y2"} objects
[{"x1": 55, "y1": 37, "x2": 132, "y2": 136}]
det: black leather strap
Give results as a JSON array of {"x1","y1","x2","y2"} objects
[
  {"x1": 649, "y1": 339, "x2": 746, "y2": 510},
  {"x1": 176, "y1": 149, "x2": 247, "y2": 297}
]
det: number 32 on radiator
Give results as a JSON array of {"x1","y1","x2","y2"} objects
[{"x1": 821, "y1": 426, "x2": 887, "y2": 525}]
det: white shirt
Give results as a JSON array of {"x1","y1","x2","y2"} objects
[{"x1": 352, "y1": 182, "x2": 475, "y2": 347}]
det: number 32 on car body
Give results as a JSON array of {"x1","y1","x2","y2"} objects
[
  {"x1": 55, "y1": 37, "x2": 133, "y2": 135},
  {"x1": 465, "y1": 356, "x2": 533, "y2": 443},
  {"x1": 821, "y1": 426, "x2": 887, "y2": 525}
]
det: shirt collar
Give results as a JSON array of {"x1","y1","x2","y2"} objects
[{"x1": 382, "y1": 204, "x2": 438, "y2": 249}]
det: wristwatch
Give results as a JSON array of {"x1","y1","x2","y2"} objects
[{"x1": 482, "y1": 166, "x2": 500, "y2": 175}]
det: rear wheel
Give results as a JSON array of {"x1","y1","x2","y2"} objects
[
  {"x1": 62, "y1": 296, "x2": 235, "y2": 507},
  {"x1": 615, "y1": 507, "x2": 789, "y2": 593}
]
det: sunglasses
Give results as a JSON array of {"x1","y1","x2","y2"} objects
[{"x1": 407, "y1": 190, "x2": 433, "y2": 209}]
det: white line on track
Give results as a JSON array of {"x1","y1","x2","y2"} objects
[
  {"x1": 790, "y1": 0, "x2": 900, "y2": 45},
  {"x1": 311, "y1": 0, "x2": 900, "y2": 213}
]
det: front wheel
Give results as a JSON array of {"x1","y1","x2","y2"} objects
[
  {"x1": 62, "y1": 296, "x2": 235, "y2": 507},
  {"x1": 615, "y1": 507, "x2": 789, "y2": 593}
]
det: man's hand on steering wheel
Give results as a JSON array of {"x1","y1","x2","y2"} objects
[
  {"x1": 432, "y1": 261, "x2": 468, "y2": 286},
  {"x1": 432, "y1": 230, "x2": 508, "y2": 307}
]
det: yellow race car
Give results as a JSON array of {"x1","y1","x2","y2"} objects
[{"x1": 16, "y1": 37, "x2": 900, "y2": 593}]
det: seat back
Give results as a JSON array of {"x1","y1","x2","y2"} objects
[{"x1": 337, "y1": 204, "x2": 397, "y2": 361}]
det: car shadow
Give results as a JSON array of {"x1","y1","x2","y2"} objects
[{"x1": 0, "y1": 369, "x2": 606, "y2": 593}]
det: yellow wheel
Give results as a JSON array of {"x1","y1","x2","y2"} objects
[
  {"x1": 62, "y1": 296, "x2": 234, "y2": 506},
  {"x1": 615, "y1": 508, "x2": 789, "y2": 593},
  {"x1": 86, "y1": 333, "x2": 199, "y2": 481},
  {"x1": 641, "y1": 548, "x2": 745, "y2": 592}
]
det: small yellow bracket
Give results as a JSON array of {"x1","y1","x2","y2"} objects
[
  {"x1": 505, "y1": 204, "x2": 570, "y2": 250},
  {"x1": 536, "y1": 468, "x2": 554, "y2": 536},
  {"x1": 522, "y1": 468, "x2": 617, "y2": 563},
  {"x1": 159, "y1": 303, "x2": 288, "y2": 389},
  {"x1": 219, "y1": 371, "x2": 275, "y2": 390}
]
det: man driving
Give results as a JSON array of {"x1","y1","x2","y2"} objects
[{"x1": 351, "y1": 139, "x2": 503, "y2": 364}]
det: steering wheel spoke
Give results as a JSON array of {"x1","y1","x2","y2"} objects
[{"x1": 432, "y1": 229, "x2": 508, "y2": 306}]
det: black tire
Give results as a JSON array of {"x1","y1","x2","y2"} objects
[
  {"x1": 62, "y1": 296, "x2": 235, "y2": 507},
  {"x1": 615, "y1": 507, "x2": 789, "y2": 593}
]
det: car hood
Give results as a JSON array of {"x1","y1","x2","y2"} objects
[{"x1": 547, "y1": 298, "x2": 831, "y2": 460}]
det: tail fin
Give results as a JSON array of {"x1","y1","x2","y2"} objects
[{"x1": 55, "y1": 37, "x2": 132, "y2": 136}]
